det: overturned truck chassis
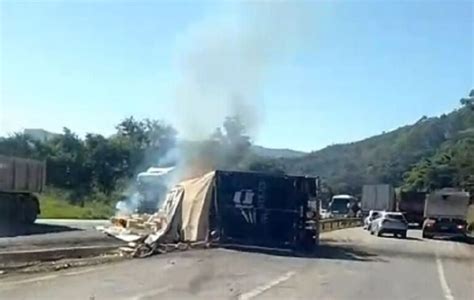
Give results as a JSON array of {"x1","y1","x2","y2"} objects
[{"x1": 103, "y1": 170, "x2": 321, "y2": 257}]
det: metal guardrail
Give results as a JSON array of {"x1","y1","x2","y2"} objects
[{"x1": 319, "y1": 218, "x2": 363, "y2": 233}]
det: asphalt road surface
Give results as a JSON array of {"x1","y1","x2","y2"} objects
[
  {"x1": 1, "y1": 228, "x2": 472, "y2": 300},
  {"x1": 0, "y1": 219, "x2": 119, "y2": 252}
]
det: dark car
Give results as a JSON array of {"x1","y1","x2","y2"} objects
[{"x1": 422, "y1": 218, "x2": 468, "y2": 239}]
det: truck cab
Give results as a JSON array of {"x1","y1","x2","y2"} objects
[{"x1": 115, "y1": 166, "x2": 175, "y2": 214}]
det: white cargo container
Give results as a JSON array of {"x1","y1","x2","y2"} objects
[
  {"x1": 361, "y1": 184, "x2": 395, "y2": 214},
  {"x1": 424, "y1": 188, "x2": 469, "y2": 219}
]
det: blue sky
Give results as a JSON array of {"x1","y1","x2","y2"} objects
[{"x1": 1, "y1": 0, "x2": 472, "y2": 152}]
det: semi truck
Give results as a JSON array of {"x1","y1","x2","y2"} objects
[
  {"x1": 0, "y1": 155, "x2": 45, "y2": 224},
  {"x1": 132, "y1": 170, "x2": 322, "y2": 254},
  {"x1": 422, "y1": 188, "x2": 470, "y2": 239},
  {"x1": 361, "y1": 184, "x2": 395, "y2": 216}
]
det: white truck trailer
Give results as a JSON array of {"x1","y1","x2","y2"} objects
[{"x1": 361, "y1": 184, "x2": 396, "y2": 216}]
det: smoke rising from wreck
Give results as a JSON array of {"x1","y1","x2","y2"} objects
[
  {"x1": 116, "y1": 2, "x2": 313, "y2": 214},
  {"x1": 173, "y1": 2, "x2": 311, "y2": 175}
]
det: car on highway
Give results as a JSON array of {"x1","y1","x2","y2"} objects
[
  {"x1": 422, "y1": 218, "x2": 468, "y2": 240},
  {"x1": 364, "y1": 210, "x2": 382, "y2": 230},
  {"x1": 370, "y1": 211, "x2": 408, "y2": 238}
]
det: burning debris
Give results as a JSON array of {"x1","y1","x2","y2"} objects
[{"x1": 98, "y1": 172, "x2": 215, "y2": 257}]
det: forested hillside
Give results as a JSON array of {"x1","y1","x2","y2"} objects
[{"x1": 280, "y1": 91, "x2": 474, "y2": 196}]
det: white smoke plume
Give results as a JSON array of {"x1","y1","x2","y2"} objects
[
  {"x1": 173, "y1": 1, "x2": 312, "y2": 140},
  {"x1": 116, "y1": 2, "x2": 314, "y2": 214}
]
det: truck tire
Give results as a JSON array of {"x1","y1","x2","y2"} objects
[
  {"x1": 23, "y1": 195, "x2": 39, "y2": 224},
  {"x1": 376, "y1": 229, "x2": 383, "y2": 237}
]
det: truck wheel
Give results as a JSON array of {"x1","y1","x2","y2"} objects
[
  {"x1": 376, "y1": 229, "x2": 383, "y2": 237},
  {"x1": 23, "y1": 195, "x2": 39, "y2": 224}
]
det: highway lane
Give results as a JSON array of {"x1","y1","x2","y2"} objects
[
  {"x1": 0, "y1": 219, "x2": 120, "y2": 252},
  {"x1": 0, "y1": 228, "x2": 472, "y2": 300}
]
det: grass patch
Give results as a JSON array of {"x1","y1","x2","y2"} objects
[{"x1": 39, "y1": 189, "x2": 115, "y2": 219}]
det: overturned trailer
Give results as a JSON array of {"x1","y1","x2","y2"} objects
[{"x1": 107, "y1": 170, "x2": 321, "y2": 255}]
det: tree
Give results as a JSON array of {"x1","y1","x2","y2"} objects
[
  {"x1": 403, "y1": 135, "x2": 474, "y2": 192},
  {"x1": 142, "y1": 119, "x2": 177, "y2": 167},
  {"x1": 460, "y1": 89, "x2": 474, "y2": 110},
  {"x1": 0, "y1": 133, "x2": 49, "y2": 159},
  {"x1": 114, "y1": 117, "x2": 177, "y2": 174},
  {"x1": 46, "y1": 128, "x2": 91, "y2": 199},
  {"x1": 214, "y1": 115, "x2": 252, "y2": 169},
  {"x1": 84, "y1": 134, "x2": 128, "y2": 194}
]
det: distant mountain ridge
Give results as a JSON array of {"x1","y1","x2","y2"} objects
[
  {"x1": 250, "y1": 145, "x2": 306, "y2": 158},
  {"x1": 278, "y1": 104, "x2": 474, "y2": 194}
]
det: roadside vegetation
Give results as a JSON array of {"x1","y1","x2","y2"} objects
[{"x1": 38, "y1": 188, "x2": 115, "y2": 219}]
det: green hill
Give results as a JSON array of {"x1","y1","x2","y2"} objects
[{"x1": 279, "y1": 104, "x2": 474, "y2": 195}]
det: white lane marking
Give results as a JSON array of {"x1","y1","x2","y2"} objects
[
  {"x1": 238, "y1": 271, "x2": 296, "y2": 300},
  {"x1": 0, "y1": 274, "x2": 58, "y2": 287},
  {"x1": 436, "y1": 252, "x2": 455, "y2": 300},
  {"x1": 0, "y1": 266, "x2": 108, "y2": 289},
  {"x1": 128, "y1": 285, "x2": 172, "y2": 300},
  {"x1": 64, "y1": 266, "x2": 108, "y2": 276}
]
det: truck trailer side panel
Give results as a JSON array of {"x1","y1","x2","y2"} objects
[
  {"x1": 213, "y1": 170, "x2": 319, "y2": 251},
  {"x1": 0, "y1": 155, "x2": 46, "y2": 193},
  {"x1": 362, "y1": 184, "x2": 395, "y2": 213}
]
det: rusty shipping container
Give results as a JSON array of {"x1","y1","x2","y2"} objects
[
  {"x1": 0, "y1": 155, "x2": 45, "y2": 224},
  {"x1": 0, "y1": 155, "x2": 46, "y2": 193}
]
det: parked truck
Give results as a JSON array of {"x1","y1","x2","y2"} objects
[
  {"x1": 397, "y1": 191, "x2": 426, "y2": 227},
  {"x1": 0, "y1": 155, "x2": 45, "y2": 224},
  {"x1": 422, "y1": 188, "x2": 470, "y2": 239},
  {"x1": 361, "y1": 184, "x2": 395, "y2": 216}
]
